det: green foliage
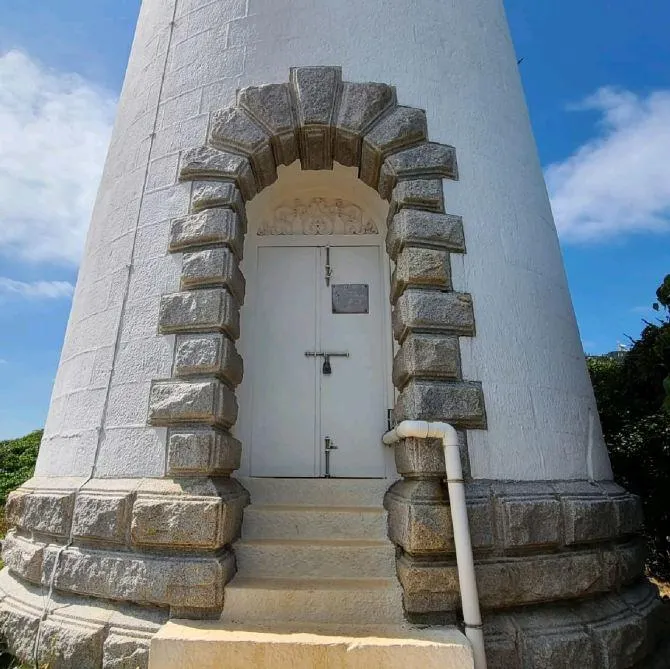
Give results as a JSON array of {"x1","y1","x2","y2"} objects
[
  {"x1": 606, "y1": 412, "x2": 670, "y2": 579},
  {"x1": 588, "y1": 275, "x2": 670, "y2": 580},
  {"x1": 654, "y1": 273, "x2": 670, "y2": 311},
  {"x1": 0, "y1": 430, "x2": 42, "y2": 543},
  {"x1": 0, "y1": 430, "x2": 42, "y2": 509},
  {"x1": 0, "y1": 432, "x2": 41, "y2": 667}
]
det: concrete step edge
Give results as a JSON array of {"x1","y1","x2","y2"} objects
[
  {"x1": 245, "y1": 505, "x2": 386, "y2": 513},
  {"x1": 235, "y1": 538, "x2": 391, "y2": 547},
  {"x1": 226, "y1": 576, "x2": 400, "y2": 591}
]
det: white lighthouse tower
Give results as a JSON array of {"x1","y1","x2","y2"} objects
[{"x1": 0, "y1": 1, "x2": 665, "y2": 667}]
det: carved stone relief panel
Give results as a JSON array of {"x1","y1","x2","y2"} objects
[{"x1": 257, "y1": 197, "x2": 379, "y2": 235}]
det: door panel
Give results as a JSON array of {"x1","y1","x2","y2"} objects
[
  {"x1": 319, "y1": 247, "x2": 386, "y2": 477},
  {"x1": 249, "y1": 245, "x2": 387, "y2": 478},
  {"x1": 250, "y1": 246, "x2": 319, "y2": 476}
]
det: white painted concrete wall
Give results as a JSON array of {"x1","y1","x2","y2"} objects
[{"x1": 36, "y1": 0, "x2": 612, "y2": 481}]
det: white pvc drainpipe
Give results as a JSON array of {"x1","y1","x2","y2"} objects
[{"x1": 383, "y1": 420, "x2": 487, "y2": 669}]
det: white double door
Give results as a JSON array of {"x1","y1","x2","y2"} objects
[{"x1": 249, "y1": 245, "x2": 388, "y2": 477}]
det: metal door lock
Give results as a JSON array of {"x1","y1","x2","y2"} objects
[{"x1": 305, "y1": 351, "x2": 349, "y2": 375}]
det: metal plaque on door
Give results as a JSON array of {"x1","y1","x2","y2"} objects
[{"x1": 332, "y1": 284, "x2": 369, "y2": 314}]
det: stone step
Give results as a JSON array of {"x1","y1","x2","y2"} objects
[
  {"x1": 222, "y1": 577, "x2": 405, "y2": 625},
  {"x1": 241, "y1": 505, "x2": 389, "y2": 541},
  {"x1": 234, "y1": 539, "x2": 396, "y2": 579},
  {"x1": 236, "y1": 477, "x2": 390, "y2": 507},
  {"x1": 149, "y1": 620, "x2": 474, "y2": 669}
]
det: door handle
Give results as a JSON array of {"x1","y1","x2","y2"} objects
[{"x1": 324, "y1": 436, "x2": 337, "y2": 478}]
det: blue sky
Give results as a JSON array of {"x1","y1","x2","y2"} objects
[{"x1": 0, "y1": 0, "x2": 669, "y2": 438}]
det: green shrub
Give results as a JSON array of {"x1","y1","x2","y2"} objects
[
  {"x1": 588, "y1": 274, "x2": 670, "y2": 580},
  {"x1": 606, "y1": 412, "x2": 670, "y2": 580},
  {"x1": 0, "y1": 430, "x2": 42, "y2": 539}
]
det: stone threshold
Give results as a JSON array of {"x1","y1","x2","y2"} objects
[{"x1": 149, "y1": 620, "x2": 474, "y2": 669}]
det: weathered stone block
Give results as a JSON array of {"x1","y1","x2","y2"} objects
[
  {"x1": 5, "y1": 489, "x2": 75, "y2": 537},
  {"x1": 148, "y1": 379, "x2": 238, "y2": 428},
  {"x1": 395, "y1": 379, "x2": 486, "y2": 428},
  {"x1": 585, "y1": 599, "x2": 648, "y2": 669},
  {"x1": 396, "y1": 553, "x2": 459, "y2": 613},
  {"x1": 483, "y1": 614, "x2": 522, "y2": 669},
  {"x1": 392, "y1": 289, "x2": 475, "y2": 342},
  {"x1": 191, "y1": 181, "x2": 245, "y2": 224},
  {"x1": 179, "y1": 146, "x2": 256, "y2": 201},
  {"x1": 0, "y1": 600, "x2": 40, "y2": 663},
  {"x1": 173, "y1": 333, "x2": 243, "y2": 387},
  {"x1": 103, "y1": 634, "x2": 151, "y2": 669},
  {"x1": 390, "y1": 178, "x2": 445, "y2": 214},
  {"x1": 290, "y1": 66, "x2": 341, "y2": 170},
  {"x1": 393, "y1": 334, "x2": 461, "y2": 389},
  {"x1": 478, "y1": 550, "x2": 609, "y2": 609},
  {"x1": 210, "y1": 106, "x2": 276, "y2": 189},
  {"x1": 181, "y1": 247, "x2": 246, "y2": 303},
  {"x1": 291, "y1": 66, "x2": 341, "y2": 126},
  {"x1": 393, "y1": 437, "x2": 446, "y2": 477},
  {"x1": 385, "y1": 142, "x2": 458, "y2": 182},
  {"x1": 43, "y1": 546, "x2": 235, "y2": 610},
  {"x1": 562, "y1": 497, "x2": 617, "y2": 545},
  {"x1": 131, "y1": 482, "x2": 248, "y2": 549},
  {"x1": 520, "y1": 629, "x2": 597, "y2": 669},
  {"x1": 158, "y1": 288, "x2": 240, "y2": 339},
  {"x1": 169, "y1": 208, "x2": 243, "y2": 257},
  {"x1": 391, "y1": 247, "x2": 451, "y2": 303},
  {"x1": 386, "y1": 209, "x2": 465, "y2": 259},
  {"x1": 385, "y1": 480, "x2": 451, "y2": 554},
  {"x1": 334, "y1": 81, "x2": 396, "y2": 166},
  {"x1": 167, "y1": 429, "x2": 242, "y2": 475},
  {"x1": 614, "y1": 494, "x2": 644, "y2": 536},
  {"x1": 498, "y1": 498, "x2": 562, "y2": 548},
  {"x1": 616, "y1": 540, "x2": 646, "y2": 585},
  {"x1": 238, "y1": 83, "x2": 298, "y2": 166},
  {"x1": 385, "y1": 480, "x2": 494, "y2": 554},
  {"x1": 38, "y1": 618, "x2": 105, "y2": 669},
  {"x1": 1, "y1": 532, "x2": 45, "y2": 583},
  {"x1": 72, "y1": 493, "x2": 131, "y2": 544},
  {"x1": 446, "y1": 576, "x2": 658, "y2": 667},
  {"x1": 361, "y1": 106, "x2": 428, "y2": 188},
  {"x1": 131, "y1": 497, "x2": 223, "y2": 548}
]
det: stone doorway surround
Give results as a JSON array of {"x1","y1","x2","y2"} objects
[{"x1": 0, "y1": 67, "x2": 666, "y2": 669}]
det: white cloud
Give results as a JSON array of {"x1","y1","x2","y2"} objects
[
  {"x1": 0, "y1": 50, "x2": 116, "y2": 265},
  {"x1": 546, "y1": 87, "x2": 670, "y2": 243},
  {"x1": 0, "y1": 277, "x2": 74, "y2": 299},
  {"x1": 0, "y1": 359, "x2": 7, "y2": 365}
]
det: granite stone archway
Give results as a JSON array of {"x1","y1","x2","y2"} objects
[{"x1": 147, "y1": 65, "x2": 485, "y2": 482}]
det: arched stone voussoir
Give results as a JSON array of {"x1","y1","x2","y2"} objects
[
  {"x1": 210, "y1": 106, "x2": 277, "y2": 190},
  {"x1": 290, "y1": 65, "x2": 343, "y2": 170},
  {"x1": 334, "y1": 81, "x2": 397, "y2": 167},
  {"x1": 237, "y1": 82, "x2": 299, "y2": 167},
  {"x1": 179, "y1": 146, "x2": 257, "y2": 202},
  {"x1": 183, "y1": 70, "x2": 458, "y2": 209}
]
